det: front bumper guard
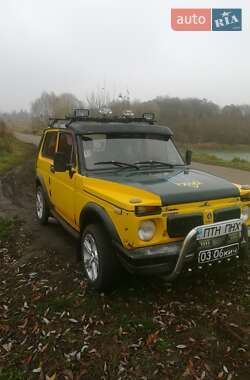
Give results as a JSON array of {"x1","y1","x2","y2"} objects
[{"x1": 115, "y1": 222, "x2": 249, "y2": 280}]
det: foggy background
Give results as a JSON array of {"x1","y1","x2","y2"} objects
[{"x1": 0, "y1": 0, "x2": 249, "y2": 112}]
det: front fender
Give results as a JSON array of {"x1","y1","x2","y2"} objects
[{"x1": 79, "y1": 203, "x2": 122, "y2": 245}]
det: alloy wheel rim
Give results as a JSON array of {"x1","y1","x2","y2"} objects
[
  {"x1": 82, "y1": 233, "x2": 99, "y2": 282},
  {"x1": 36, "y1": 190, "x2": 43, "y2": 219}
]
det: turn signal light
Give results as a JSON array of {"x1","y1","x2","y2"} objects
[{"x1": 135, "y1": 206, "x2": 161, "y2": 216}]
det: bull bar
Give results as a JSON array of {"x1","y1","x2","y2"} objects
[{"x1": 115, "y1": 221, "x2": 249, "y2": 279}]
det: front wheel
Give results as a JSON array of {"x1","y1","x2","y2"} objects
[
  {"x1": 36, "y1": 185, "x2": 49, "y2": 225},
  {"x1": 81, "y1": 224, "x2": 121, "y2": 291}
]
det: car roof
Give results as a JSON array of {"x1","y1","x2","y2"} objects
[{"x1": 49, "y1": 121, "x2": 173, "y2": 137}]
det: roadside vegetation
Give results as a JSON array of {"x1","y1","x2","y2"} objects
[
  {"x1": 2, "y1": 91, "x2": 250, "y2": 146},
  {"x1": 191, "y1": 152, "x2": 250, "y2": 171},
  {"x1": 178, "y1": 143, "x2": 250, "y2": 172},
  {"x1": 0, "y1": 120, "x2": 33, "y2": 173}
]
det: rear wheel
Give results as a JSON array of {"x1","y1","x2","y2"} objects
[
  {"x1": 36, "y1": 185, "x2": 49, "y2": 225},
  {"x1": 81, "y1": 224, "x2": 121, "y2": 291}
]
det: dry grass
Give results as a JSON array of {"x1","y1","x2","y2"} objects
[{"x1": 0, "y1": 119, "x2": 34, "y2": 173}]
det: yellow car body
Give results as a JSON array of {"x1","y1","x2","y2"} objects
[{"x1": 35, "y1": 113, "x2": 250, "y2": 289}]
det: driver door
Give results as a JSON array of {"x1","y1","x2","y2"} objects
[{"x1": 52, "y1": 131, "x2": 77, "y2": 226}]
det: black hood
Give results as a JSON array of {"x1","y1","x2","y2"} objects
[{"x1": 92, "y1": 168, "x2": 240, "y2": 206}]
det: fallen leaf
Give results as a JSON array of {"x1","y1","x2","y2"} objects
[
  {"x1": 46, "y1": 373, "x2": 56, "y2": 380},
  {"x1": 146, "y1": 330, "x2": 160, "y2": 346},
  {"x1": 69, "y1": 318, "x2": 78, "y2": 324},
  {"x1": 33, "y1": 367, "x2": 42, "y2": 373}
]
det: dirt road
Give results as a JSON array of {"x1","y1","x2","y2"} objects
[
  {"x1": 15, "y1": 132, "x2": 41, "y2": 146},
  {"x1": 15, "y1": 132, "x2": 250, "y2": 184}
]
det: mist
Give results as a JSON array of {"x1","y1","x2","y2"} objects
[{"x1": 0, "y1": 0, "x2": 249, "y2": 112}]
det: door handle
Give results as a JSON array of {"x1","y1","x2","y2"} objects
[{"x1": 50, "y1": 165, "x2": 55, "y2": 173}]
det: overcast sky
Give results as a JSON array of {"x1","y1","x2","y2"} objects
[{"x1": 0, "y1": 0, "x2": 249, "y2": 112}]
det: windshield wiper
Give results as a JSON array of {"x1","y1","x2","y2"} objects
[
  {"x1": 134, "y1": 160, "x2": 175, "y2": 168},
  {"x1": 94, "y1": 161, "x2": 139, "y2": 169}
]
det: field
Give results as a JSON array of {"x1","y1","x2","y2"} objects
[{"x1": 0, "y1": 128, "x2": 34, "y2": 173}]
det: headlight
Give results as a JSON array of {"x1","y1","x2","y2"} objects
[
  {"x1": 241, "y1": 206, "x2": 250, "y2": 222},
  {"x1": 138, "y1": 220, "x2": 156, "y2": 241}
]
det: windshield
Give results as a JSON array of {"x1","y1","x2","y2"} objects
[{"x1": 81, "y1": 134, "x2": 184, "y2": 170}]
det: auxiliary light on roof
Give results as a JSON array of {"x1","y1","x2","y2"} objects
[
  {"x1": 73, "y1": 108, "x2": 90, "y2": 118},
  {"x1": 143, "y1": 112, "x2": 155, "y2": 121},
  {"x1": 98, "y1": 107, "x2": 113, "y2": 116}
]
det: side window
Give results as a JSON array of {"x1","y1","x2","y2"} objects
[
  {"x1": 42, "y1": 132, "x2": 57, "y2": 159},
  {"x1": 57, "y1": 133, "x2": 76, "y2": 166}
]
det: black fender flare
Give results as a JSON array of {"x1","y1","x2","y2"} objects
[
  {"x1": 35, "y1": 175, "x2": 53, "y2": 209},
  {"x1": 79, "y1": 203, "x2": 122, "y2": 245}
]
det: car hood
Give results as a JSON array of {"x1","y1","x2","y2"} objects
[{"x1": 92, "y1": 168, "x2": 240, "y2": 206}]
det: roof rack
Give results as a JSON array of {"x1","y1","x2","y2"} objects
[{"x1": 48, "y1": 109, "x2": 155, "y2": 128}]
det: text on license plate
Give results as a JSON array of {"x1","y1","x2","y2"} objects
[
  {"x1": 196, "y1": 219, "x2": 242, "y2": 240},
  {"x1": 198, "y1": 243, "x2": 239, "y2": 264}
]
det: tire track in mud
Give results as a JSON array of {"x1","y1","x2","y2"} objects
[{"x1": 0, "y1": 158, "x2": 77, "y2": 265}]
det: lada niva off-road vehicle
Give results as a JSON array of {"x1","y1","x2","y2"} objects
[{"x1": 36, "y1": 109, "x2": 250, "y2": 290}]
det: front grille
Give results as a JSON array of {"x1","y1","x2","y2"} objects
[
  {"x1": 167, "y1": 213, "x2": 203, "y2": 238},
  {"x1": 213, "y1": 206, "x2": 241, "y2": 223}
]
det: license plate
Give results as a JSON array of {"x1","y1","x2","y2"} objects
[
  {"x1": 196, "y1": 219, "x2": 242, "y2": 241},
  {"x1": 198, "y1": 243, "x2": 239, "y2": 264}
]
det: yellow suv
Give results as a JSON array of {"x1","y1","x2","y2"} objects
[{"x1": 36, "y1": 109, "x2": 250, "y2": 290}]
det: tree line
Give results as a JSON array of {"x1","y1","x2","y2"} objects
[{"x1": 1, "y1": 91, "x2": 250, "y2": 144}]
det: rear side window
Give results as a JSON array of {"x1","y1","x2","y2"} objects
[{"x1": 42, "y1": 132, "x2": 57, "y2": 159}]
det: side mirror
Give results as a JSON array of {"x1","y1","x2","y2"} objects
[
  {"x1": 54, "y1": 152, "x2": 67, "y2": 172},
  {"x1": 185, "y1": 150, "x2": 192, "y2": 165}
]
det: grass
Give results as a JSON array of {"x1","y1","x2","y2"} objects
[
  {"x1": 0, "y1": 217, "x2": 15, "y2": 241},
  {"x1": 0, "y1": 120, "x2": 34, "y2": 173},
  {"x1": 0, "y1": 369, "x2": 26, "y2": 380},
  {"x1": 0, "y1": 135, "x2": 33, "y2": 174},
  {"x1": 184, "y1": 143, "x2": 250, "y2": 151},
  {"x1": 35, "y1": 294, "x2": 78, "y2": 313},
  {"x1": 192, "y1": 152, "x2": 250, "y2": 171},
  {"x1": 155, "y1": 337, "x2": 172, "y2": 352},
  {"x1": 178, "y1": 143, "x2": 250, "y2": 171}
]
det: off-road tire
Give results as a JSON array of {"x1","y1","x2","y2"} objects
[
  {"x1": 81, "y1": 223, "x2": 121, "y2": 291},
  {"x1": 36, "y1": 185, "x2": 49, "y2": 225}
]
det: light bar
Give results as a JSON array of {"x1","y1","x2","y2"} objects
[{"x1": 74, "y1": 108, "x2": 89, "y2": 118}]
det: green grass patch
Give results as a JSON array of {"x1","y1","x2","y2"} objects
[
  {"x1": 239, "y1": 293, "x2": 250, "y2": 311},
  {"x1": 138, "y1": 316, "x2": 155, "y2": 331},
  {"x1": 0, "y1": 217, "x2": 15, "y2": 241},
  {"x1": 181, "y1": 143, "x2": 250, "y2": 152},
  {"x1": 0, "y1": 369, "x2": 26, "y2": 380},
  {"x1": 0, "y1": 133, "x2": 33, "y2": 174},
  {"x1": 192, "y1": 153, "x2": 250, "y2": 171},
  {"x1": 155, "y1": 337, "x2": 172, "y2": 352},
  {"x1": 0, "y1": 119, "x2": 34, "y2": 174},
  {"x1": 35, "y1": 295, "x2": 78, "y2": 313},
  {"x1": 178, "y1": 143, "x2": 250, "y2": 171}
]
